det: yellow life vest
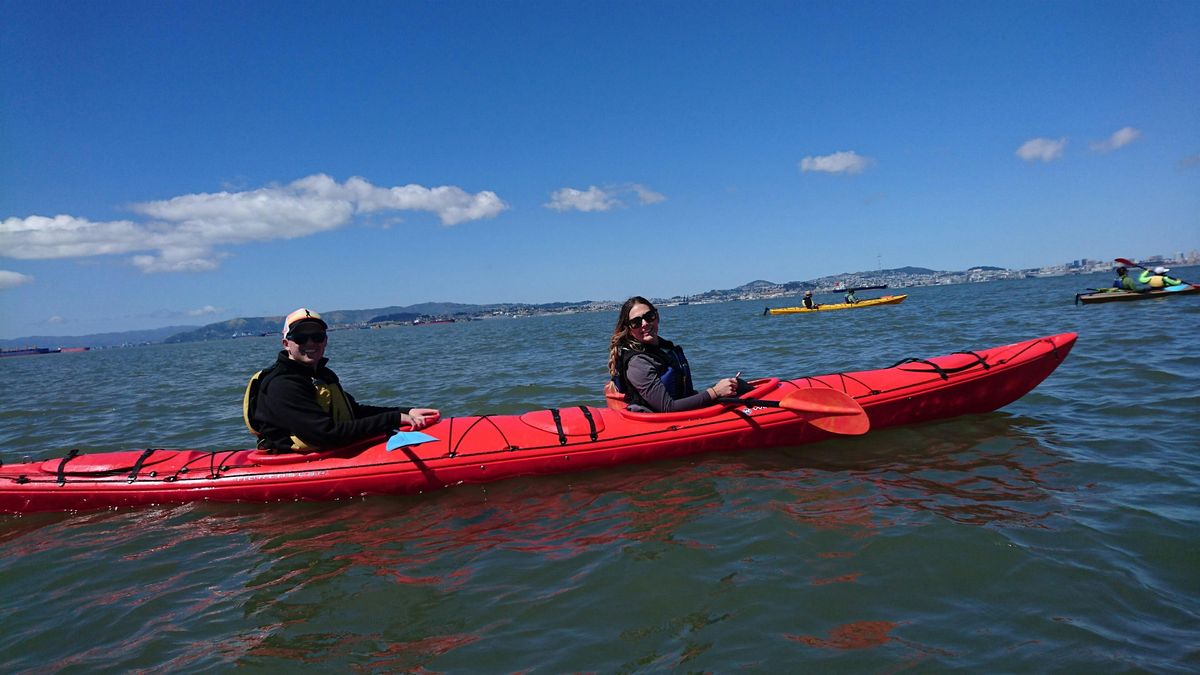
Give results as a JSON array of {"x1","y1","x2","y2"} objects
[{"x1": 243, "y1": 368, "x2": 354, "y2": 450}]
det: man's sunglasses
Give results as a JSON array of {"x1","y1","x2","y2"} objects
[
  {"x1": 626, "y1": 309, "x2": 658, "y2": 329},
  {"x1": 288, "y1": 332, "x2": 328, "y2": 345}
]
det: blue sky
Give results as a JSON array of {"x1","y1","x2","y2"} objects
[{"x1": 2, "y1": 0, "x2": 1197, "y2": 338}]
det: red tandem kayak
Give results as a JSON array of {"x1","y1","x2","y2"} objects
[{"x1": 0, "y1": 333, "x2": 1076, "y2": 514}]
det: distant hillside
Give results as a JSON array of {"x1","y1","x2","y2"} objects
[
  {"x1": 715, "y1": 268, "x2": 942, "y2": 297},
  {"x1": 0, "y1": 324, "x2": 196, "y2": 348},
  {"x1": 163, "y1": 301, "x2": 604, "y2": 343},
  {"x1": 3, "y1": 262, "x2": 1031, "y2": 347},
  {"x1": 0, "y1": 325, "x2": 198, "y2": 349},
  {"x1": 733, "y1": 280, "x2": 781, "y2": 291},
  {"x1": 368, "y1": 312, "x2": 421, "y2": 323},
  {"x1": 369, "y1": 302, "x2": 492, "y2": 322},
  {"x1": 878, "y1": 266, "x2": 942, "y2": 275},
  {"x1": 164, "y1": 317, "x2": 281, "y2": 343},
  {"x1": 161, "y1": 304, "x2": 471, "y2": 342}
]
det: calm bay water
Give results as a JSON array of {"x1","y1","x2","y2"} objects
[{"x1": 2, "y1": 269, "x2": 1198, "y2": 672}]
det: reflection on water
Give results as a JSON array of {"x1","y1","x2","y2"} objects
[
  {"x1": 0, "y1": 407, "x2": 1160, "y2": 670},
  {"x1": 786, "y1": 620, "x2": 898, "y2": 649},
  {"x1": 859, "y1": 417, "x2": 1072, "y2": 529}
]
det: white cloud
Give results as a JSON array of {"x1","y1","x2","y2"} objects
[
  {"x1": 544, "y1": 186, "x2": 621, "y2": 212},
  {"x1": 0, "y1": 270, "x2": 33, "y2": 290},
  {"x1": 1016, "y1": 137, "x2": 1067, "y2": 162},
  {"x1": 630, "y1": 184, "x2": 666, "y2": 205},
  {"x1": 0, "y1": 215, "x2": 146, "y2": 259},
  {"x1": 187, "y1": 305, "x2": 222, "y2": 317},
  {"x1": 1090, "y1": 126, "x2": 1142, "y2": 152},
  {"x1": 0, "y1": 174, "x2": 509, "y2": 273},
  {"x1": 284, "y1": 174, "x2": 507, "y2": 225},
  {"x1": 132, "y1": 247, "x2": 225, "y2": 273},
  {"x1": 544, "y1": 183, "x2": 667, "y2": 212},
  {"x1": 799, "y1": 151, "x2": 875, "y2": 175}
]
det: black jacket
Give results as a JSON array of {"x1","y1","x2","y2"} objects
[{"x1": 253, "y1": 351, "x2": 409, "y2": 451}]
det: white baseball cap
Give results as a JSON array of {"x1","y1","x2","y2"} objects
[{"x1": 282, "y1": 308, "x2": 327, "y2": 336}]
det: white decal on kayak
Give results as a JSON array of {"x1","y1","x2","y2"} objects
[{"x1": 221, "y1": 471, "x2": 330, "y2": 482}]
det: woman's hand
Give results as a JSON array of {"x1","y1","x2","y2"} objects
[
  {"x1": 709, "y1": 377, "x2": 740, "y2": 399},
  {"x1": 403, "y1": 408, "x2": 441, "y2": 430}
]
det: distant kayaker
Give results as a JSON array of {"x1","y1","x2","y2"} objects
[
  {"x1": 1138, "y1": 266, "x2": 1182, "y2": 289},
  {"x1": 608, "y1": 296, "x2": 748, "y2": 413},
  {"x1": 1112, "y1": 267, "x2": 1137, "y2": 291},
  {"x1": 803, "y1": 291, "x2": 820, "y2": 310},
  {"x1": 845, "y1": 289, "x2": 858, "y2": 304},
  {"x1": 246, "y1": 308, "x2": 440, "y2": 453}
]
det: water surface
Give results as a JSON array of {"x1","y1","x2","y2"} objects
[{"x1": 2, "y1": 270, "x2": 1198, "y2": 671}]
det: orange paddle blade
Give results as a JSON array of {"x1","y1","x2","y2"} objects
[
  {"x1": 779, "y1": 389, "x2": 870, "y2": 435},
  {"x1": 778, "y1": 388, "x2": 863, "y2": 415}
]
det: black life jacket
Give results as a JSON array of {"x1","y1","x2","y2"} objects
[
  {"x1": 243, "y1": 363, "x2": 354, "y2": 449},
  {"x1": 613, "y1": 340, "x2": 695, "y2": 409}
]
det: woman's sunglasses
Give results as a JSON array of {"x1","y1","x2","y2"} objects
[
  {"x1": 288, "y1": 332, "x2": 328, "y2": 345},
  {"x1": 626, "y1": 309, "x2": 658, "y2": 329}
]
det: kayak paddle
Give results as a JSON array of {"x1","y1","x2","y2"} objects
[
  {"x1": 717, "y1": 388, "x2": 870, "y2": 435},
  {"x1": 1115, "y1": 258, "x2": 1195, "y2": 286}
]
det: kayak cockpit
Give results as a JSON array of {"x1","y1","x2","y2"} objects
[{"x1": 603, "y1": 378, "x2": 782, "y2": 422}]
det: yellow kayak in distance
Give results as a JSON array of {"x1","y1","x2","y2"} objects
[{"x1": 767, "y1": 294, "x2": 908, "y2": 315}]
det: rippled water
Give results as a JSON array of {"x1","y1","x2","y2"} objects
[{"x1": 2, "y1": 269, "x2": 1198, "y2": 671}]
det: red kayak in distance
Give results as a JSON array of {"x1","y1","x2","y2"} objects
[{"x1": 0, "y1": 333, "x2": 1077, "y2": 514}]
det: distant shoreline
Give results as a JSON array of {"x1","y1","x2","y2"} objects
[{"x1": 4, "y1": 259, "x2": 1196, "y2": 349}]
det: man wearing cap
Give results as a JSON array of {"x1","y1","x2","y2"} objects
[
  {"x1": 1137, "y1": 266, "x2": 1182, "y2": 289},
  {"x1": 249, "y1": 308, "x2": 439, "y2": 452}
]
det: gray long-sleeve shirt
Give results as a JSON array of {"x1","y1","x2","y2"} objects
[{"x1": 624, "y1": 351, "x2": 713, "y2": 412}]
